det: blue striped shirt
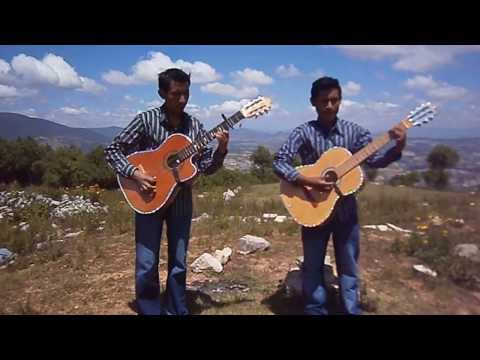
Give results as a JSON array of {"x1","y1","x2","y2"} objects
[
  {"x1": 273, "y1": 117, "x2": 401, "y2": 182},
  {"x1": 104, "y1": 106, "x2": 226, "y2": 179},
  {"x1": 273, "y1": 117, "x2": 402, "y2": 223}
]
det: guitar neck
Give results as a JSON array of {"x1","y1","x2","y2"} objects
[
  {"x1": 336, "y1": 119, "x2": 410, "y2": 178},
  {"x1": 177, "y1": 111, "x2": 245, "y2": 161}
]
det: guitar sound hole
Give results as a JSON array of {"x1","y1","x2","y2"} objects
[
  {"x1": 167, "y1": 154, "x2": 181, "y2": 168},
  {"x1": 323, "y1": 169, "x2": 338, "y2": 183}
]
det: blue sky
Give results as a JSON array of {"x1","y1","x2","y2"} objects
[{"x1": 1, "y1": 45, "x2": 479, "y2": 133}]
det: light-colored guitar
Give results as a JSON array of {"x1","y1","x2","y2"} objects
[
  {"x1": 279, "y1": 102, "x2": 436, "y2": 227},
  {"x1": 118, "y1": 96, "x2": 272, "y2": 214}
]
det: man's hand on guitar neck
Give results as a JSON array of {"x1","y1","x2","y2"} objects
[
  {"x1": 389, "y1": 124, "x2": 407, "y2": 153},
  {"x1": 214, "y1": 128, "x2": 230, "y2": 155},
  {"x1": 295, "y1": 174, "x2": 335, "y2": 192},
  {"x1": 132, "y1": 169, "x2": 157, "y2": 194}
]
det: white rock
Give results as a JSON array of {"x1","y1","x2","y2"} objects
[
  {"x1": 386, "y1": 223, "x2": 412, "y2": 233},
  {"x1": 413, "y1": 264, "x2": 437, "y2": 277},
  {"x1": 214, "y1": 247, "x2": 233, "y2": 265},
  {"x1": 262, "y1": 213, "x2": 278, "y2": 219},
  {"x1": 191, "y1": 253, "x2": 223, "y2": 273},
  {"x1": 238, "y1": 235, "x2": 271, "y2": 255},
  {"x1": 274, "y1": 215, "x2": 287, "y2": 223},
  {"x1": 223, "y1": 189, "x2": 236, "y2": 201},
  {"x1": 377, "y1": 225, "x2": 391, "y2": 232},
  {"x1": 452, "y1": 218, "x2": 465, "y2": 228},
  {"x1": 432, "y1": 216, "x2": 443, "y2": 226},
  {"x1": 454, "y1": 244, "x2": 480, "y2": 263},
  {"x1": 64, "y1": 231, "x2": 84, "y2": 238},
  {"x1": 192, "y1": 213, "x2": 210, "y2": 222}
]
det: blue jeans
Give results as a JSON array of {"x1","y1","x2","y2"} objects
[
  {"x1": 134, "y1": 187, "x2": 192, "y2": 315},
  {"x1": 301, "y1": 198, "x2": 362, "y2": 315}
]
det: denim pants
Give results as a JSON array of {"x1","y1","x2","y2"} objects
[
  {"x1": 134, "y1": 186, "x2": 192, "y2": 315},
  {"x1": 301, "y1": 196, "x2": 362, "y2": 315}
]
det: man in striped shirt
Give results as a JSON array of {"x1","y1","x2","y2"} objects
[
  {"x1": 105, "y1": 68, "x2": 229, "y2": 315},
  {"x1": 273, "y1": 77, "x2": 406, "y2": 315}
]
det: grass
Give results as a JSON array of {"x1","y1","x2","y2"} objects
[{"x1": 1, "y1": 181, "x2": 479, "y2": 314}]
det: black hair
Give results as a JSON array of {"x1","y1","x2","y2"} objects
[
  {"x1": 311, "y1": 76, "x2": 342, "y2": 99},
  {"x1": 158, "y1": 68, "x2": 191, "y2": 92}
]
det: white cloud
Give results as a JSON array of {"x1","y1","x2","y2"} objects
[
  {"x1": 275, "y1": 64, "x2": 302, "y2": 78},
  {"x1": 332, "y1": 45, "x2": 480, "y2": 72},
  {"x1": 60, "y1": 106, "x2": 89, "y2": 115},
  {"x1": 145, "y1": 100, "x2": 162, "y2": 109},
  {"x1": 335, "y1": 98, "x2": 404, "y2": 130},
  {"x1": 0, "y1": 84, "x2": 38, "y2": 98},
  {"x1": 0, "y1": 58, "x2": 13, "y2": 84},
  {"x1": 0, "y1": 84, "x2": 19, "y2": 98},
  {"x1": 5, "y1": 53, "x2": 104, "y2": 94},
  {"x1": 102, "y1": 51, "x2": 221, "y2": 86},
  {"x1": 343, "y1": 81, "x2": 362, "y2": 96},
  {"x1": 200, "y1": 82, "x2": 259, "y2": 98},
  {"x1": 42, "y1": 53, "x2": 82, "y2": 88},
  {"x1": 405, "y1": 75, "x2": 468, "y2": 100},
  {"x1": 11, "y1": 54, "x2": 59, "y2": 85},
  {"x1": 78, "y1": 77, "x2": 106, "y2": 94},
  {"x1": 310, "y1": 69, "x2": 325, "y2": 78},
  {"x1": 207, "y1": 99, "x2": 252, "y2": 115},
  {"x1": 102, "y1": 70, "x2": 138, "y2": 85},
  {"x1": 232, "y1": 68, "x2": 273, "y2": 85},
  {"x1": 124, "y1": 94, "x2": 134, "y2": 101},
  {"x1": 0, "y1": 59, "x2": 10, "y2": 74}
]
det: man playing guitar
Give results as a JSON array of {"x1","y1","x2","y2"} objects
[
  {"x1": 273, "y1": 76, "x2": 406, "y2": 315},
  {"x1": 105, "y1": 68, "x2": 229, "y2": 315}
]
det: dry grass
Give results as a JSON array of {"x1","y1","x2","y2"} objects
[{"x1": 1, "y1": 182, "x2": 479, "y2": 314}]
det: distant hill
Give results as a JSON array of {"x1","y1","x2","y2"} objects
[
  {"x1": 0, "y1": 112, "x2": 112, "y2": 151},
  {"x1": 87, "y1": 126, "x2": 123, "y2": 141}
]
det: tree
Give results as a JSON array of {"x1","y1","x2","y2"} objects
[
  {"x1": 390, "y1": 171, "x2": 420, "y2": 187},
  {"x1": 422, "y1": 169, "x2": 449, "y2": 190},
  {"x1": 423, "y1": 145, "x2": 460, "y2": 190},
  {"x1": 427, "y1": 145, "x2": 459, "y2": 169},
  {"x1": 250, "y1": 146, "x2": 277, "y2": 183},
  {"x1": 86, "y1": 146, "x2": 117, "y2": 188}
]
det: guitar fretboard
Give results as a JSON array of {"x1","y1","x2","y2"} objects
[
  {"x1": 177, "y1": 111, "x2": 245, "y2": 162},
  {"x1": 336, "y1": 119, "x2": 409, "y2": 178}
]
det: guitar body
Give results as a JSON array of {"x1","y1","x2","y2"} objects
[
  {"x1": 279, "y1": 147, "x2": 364, "y2": 227},
  {"x1": 118, "y1": 133, "x2": 197, "y2": 214}
]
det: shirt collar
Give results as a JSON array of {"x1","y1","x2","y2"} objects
[{"x1": 316, "y1": 116, "x2": 344, "y2": 136}]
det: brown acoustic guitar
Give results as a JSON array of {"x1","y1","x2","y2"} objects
[
  {"x1": 280, "y1": 102, "x2": 436, "y2": 227},
  {"x1": 118, "y1": 96, "x2": 272, "y2": 214}
]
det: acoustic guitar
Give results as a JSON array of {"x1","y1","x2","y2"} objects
[{"x1": 118, "y1": 96, "x2": 272, "y2": 214}]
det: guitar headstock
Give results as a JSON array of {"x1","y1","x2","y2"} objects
[
  {"x1": 240, "y1": 96, "x2": 273, "y2": 118},
  {"x1": 404, "y1": 102, "x2": 436, "y2": 128}
]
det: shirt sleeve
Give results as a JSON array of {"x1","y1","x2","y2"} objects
[
  {"x1": 272, "y1": 127, "x2": 305, "y2": 182},
  {"x1": 104, "y1": 115, "x2": 145, "y2": 178}
]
